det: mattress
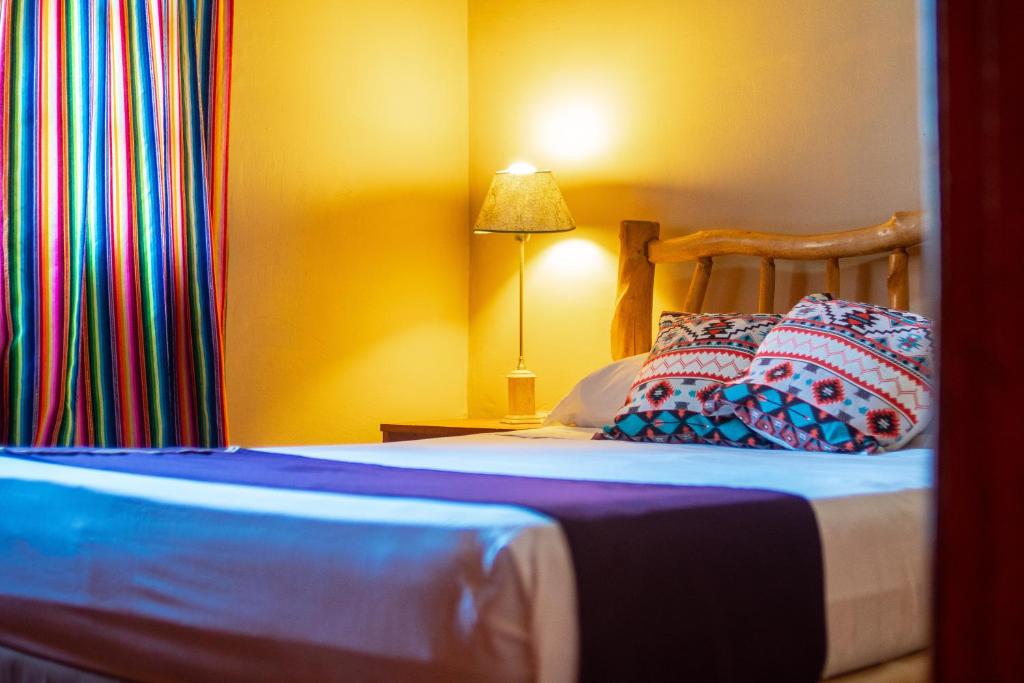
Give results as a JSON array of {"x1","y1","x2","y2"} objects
[{"x1": 0, "y1": 428, "x2": 932, "y2": 681}]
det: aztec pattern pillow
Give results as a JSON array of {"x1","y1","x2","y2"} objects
[
  {"x1": 598, "y1": 311, "x2": 784, "y2": 447},
  {"x1": 702, "y1": 295, "x2": 933, "y2": 453}
]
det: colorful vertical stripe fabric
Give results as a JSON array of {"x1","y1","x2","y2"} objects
[{"x1": 0, "y1": 0, "x2": 233, "y2": 447}]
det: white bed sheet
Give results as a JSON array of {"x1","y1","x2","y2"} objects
[{"x1": 0, "y1": 429, "x2": 932, "y2": 681}]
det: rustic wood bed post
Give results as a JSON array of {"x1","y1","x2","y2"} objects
[
  {"x1": 825, "y1": 258, "x2": 841, "y2": 298},
  {"x1": 757, "y1": 257, "x2": 776, "y2": 313},
  {"x1": 682, "y1": 257, "x2": 713, "y2": 313},
  {"x1": 887, "y1": 247, "x2": 910, "y2": 310},
  {"x1": 611, "y1": 220, "x2": 660, "y2": 360}
]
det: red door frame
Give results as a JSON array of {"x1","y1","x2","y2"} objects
[{"x1": 935, "y1": 0, "x2": 1024, "y2": 680}]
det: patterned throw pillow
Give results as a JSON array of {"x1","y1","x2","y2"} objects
[
  {"x1": 598, "y1": 312, "x2": 784, "y2": 447},
  {"x1": 702, "y1": 295, "x2": 933, "y2": 453}
]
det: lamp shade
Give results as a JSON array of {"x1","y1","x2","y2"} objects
[{"x1": 473, "y1": 169, "x2": 575, "y2": 234}]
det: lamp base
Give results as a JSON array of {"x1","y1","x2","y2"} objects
[{"x1": 503, "y1": 369, "x2": 543, "y2": 424}]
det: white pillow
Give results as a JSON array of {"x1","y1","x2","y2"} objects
[{"x1": 545, "y1": 354, "x2": 647, "y2": 428}]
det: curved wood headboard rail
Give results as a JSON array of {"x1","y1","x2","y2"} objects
[
  {"x1": 611, "y1": 211, "x2": 923, "y2": 359},
  {"x1": 647, "y1": 211, "x2": 922, "y2": 262}
]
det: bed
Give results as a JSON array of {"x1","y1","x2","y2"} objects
[{"x1": 0, "y1": 213, "x2": 930, "y2": 682}]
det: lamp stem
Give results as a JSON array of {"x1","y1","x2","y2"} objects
[{"x1": 516, "y1": 233, "x2": 527, "y2": 371}]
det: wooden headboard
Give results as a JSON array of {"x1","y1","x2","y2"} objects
[{"x1": 610, "y1": 211, "x2": 923, "y2": 359}]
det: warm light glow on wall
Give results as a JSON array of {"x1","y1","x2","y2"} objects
[
  {"x1": 536, "y1": 238, "x2": 610, "y2": 278},
  {"x1": 536, "y1": 97, "x2": 613, "y2": 162}
]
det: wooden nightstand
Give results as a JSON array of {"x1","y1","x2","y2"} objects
[{"x1": 379, "y1": 418, "x2": 541, "y2": 443}]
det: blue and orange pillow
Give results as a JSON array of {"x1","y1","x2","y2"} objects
[
  {"x1": 598, "y1": 311, "x2": 784, "y2": 447},
  {"x1": 702, "y1": 295, "x2": 933, "y2": 453}
]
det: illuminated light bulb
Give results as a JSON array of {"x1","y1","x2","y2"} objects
[{"x1": 505, "y1": 161, "x2": 537, "y2": 175}]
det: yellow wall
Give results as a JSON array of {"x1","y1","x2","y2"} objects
[
  {"x1": 225, "y1": 0, "x2": 925, "y2": 441},
  {"x1": 226, "y1": 0, "x2": 469, "y2": 445},
  {"x1": 467, "y1": 0, "x2": 923, "y2": 417}
]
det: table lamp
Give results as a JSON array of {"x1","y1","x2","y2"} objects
[{"x1": 474, "y1": 162, "x2": 576, "y2": 424}]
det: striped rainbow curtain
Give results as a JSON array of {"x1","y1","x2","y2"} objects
[{"x1": 0, "y1": 0, "x2": 233, "y2": 447}]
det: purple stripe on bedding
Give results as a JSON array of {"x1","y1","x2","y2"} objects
[{"x1": 7, "y1": 448, "x2": 826, "y2": 682}]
